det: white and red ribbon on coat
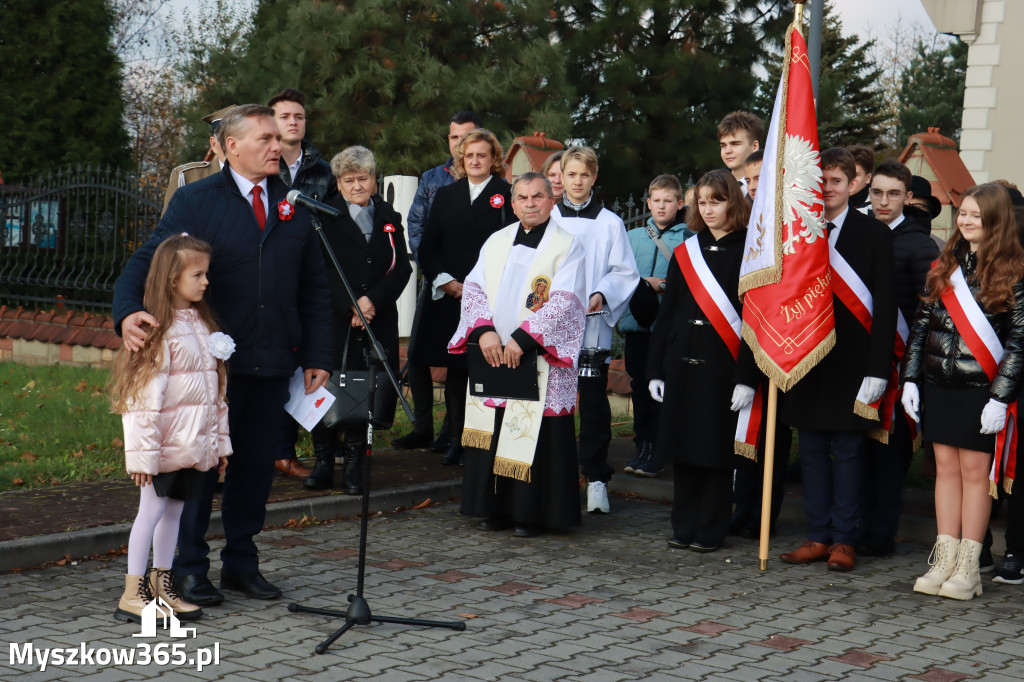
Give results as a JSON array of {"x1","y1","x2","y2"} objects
[
  {"x1": 382, "y1": 223, "x2": 397, "y2": 274},
  {"x1": 870, "y1": 311, "x2": 918, "y2": 444},
  {"x1": 829, "y1": 240, "x2": 885, "y2": 421},
  {"x1": 941, "y1": 266, "x2": 1017, "y2": 494},
  {"x1": 674, "y1": 238, "x2": 762, "y2": 457}
]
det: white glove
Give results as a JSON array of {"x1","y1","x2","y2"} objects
[
  {"x1": 859, "y1": 376, "x2": 888, "y2": 405},
  {"x1": 980, "y1": 399, "x2": 1008, "y2": 435},
  {"x1": 730, "y1": 384, "x2": 755, "y2": 412},
  {"x1": 901, "y1": 382, "x2": 920, "y2": 423},
  {"x1": 649, "y1": 379, "x2": 665, "y2": 403}
]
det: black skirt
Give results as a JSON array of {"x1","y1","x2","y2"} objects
[
  {"x1": 460, "y1": 411, "x2": 581, "y2": 531},
  {"x1": 152, "y1": 467, "x2": 207, "y2": 501},
  {"x1": 921, "y1": 383, "x2": 995, "y2": 453}
]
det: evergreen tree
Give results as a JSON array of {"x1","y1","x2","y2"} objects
[
  {"x1": 756, "y1": 1, "x2": 886, "y2": 149},
  {"x1": 177, "y1": 0, "x2": 572, "y2": 175},
  {"x1": 555, "y1": 0, "x2": 788, "y2": 199},
  {"x1": 897, "y1": 38, "x2": 967, "y2": 146},
  {"x1": 0, "y1": 0, "x2": 131, "y2": 180}
]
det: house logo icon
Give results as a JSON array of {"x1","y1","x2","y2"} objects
[{"x1": 133, "y1": 597, "x2": 196, "y2": 638}]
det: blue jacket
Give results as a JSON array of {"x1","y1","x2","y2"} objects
[
  {"x1": 618, "y1": 219, "x2": 694, "y2": 333},
  {"x1": 113, "y1": 164, "x2": 333, "y2": 377},
  {"x1": 407, "y1": 159, "x2": 457, "y2": 262}
]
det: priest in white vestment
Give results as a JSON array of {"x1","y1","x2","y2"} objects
[{"x1": 449, "y1": 173, "x2": 587, "y2": 537}]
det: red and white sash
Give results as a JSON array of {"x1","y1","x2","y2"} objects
[
  {"x1": 829, "y1": 240, "x2": 884, "y2": 421},
  {"x1": 941, "y1": 265, "x2": 1017, "y2": 495},
  {"x1": 673, "y1": 238, "x2": 762, "y2": 459},
  {"x1": 869, "y1": 311, "x2": 920, "y2": 445}
]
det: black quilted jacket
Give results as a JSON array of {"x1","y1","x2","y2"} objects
[
  {"x1": 901, "y1": 244, "x2": 1024, "y2": 403},
  {"x1": 277, "y1": 140, "x2": 338, "y2": 203}
]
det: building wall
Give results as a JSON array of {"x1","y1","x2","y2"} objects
[{"x1": 926, "y1": 0, "x2": 1024, "y2": 184}]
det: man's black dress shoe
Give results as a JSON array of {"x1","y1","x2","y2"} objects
[
  {"x1": 479, "y1": 518, "x2": 512, "y2": 532},
  {"x1": 392, "y1": 430, "x2": 433, "y2": 450},
  {"x1": 441, "y1": 444, "x2": 464, "y2": 466},
  {"x1": 430, "y1": 433, "x2": 452, "y2": 454},
  {"x1": 174, "y1": 574, "x2": 224, "y2": 606},
  {"x1": 666, "y1": 537, "x2": 690, "y2": 550},
  {"x1": 219, "y1": 571, "x2": 282, "y2": 600},
  {"x1": 513, "y1": 525, "x2": 543, "y2": 538}
]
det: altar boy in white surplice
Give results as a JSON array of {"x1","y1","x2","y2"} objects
[{"x1": 449, "y1": 173, "x2": 587, "y2": 538}]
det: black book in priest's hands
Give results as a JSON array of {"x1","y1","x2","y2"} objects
[{"x1": 467, "y1": 342, "x2": 540, "y2": 401}]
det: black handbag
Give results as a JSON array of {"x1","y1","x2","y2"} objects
[{"x1": 321, "y1": 327, "x2": 398, "y2": 431}]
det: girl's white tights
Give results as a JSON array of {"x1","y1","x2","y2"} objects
[{"x1": 127, "y1": 482, "x2": 184, "y2": 576}]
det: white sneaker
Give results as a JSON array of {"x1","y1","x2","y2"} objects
[{"x1": 587, "y1": 481, "x2": 610, "y2": 513}]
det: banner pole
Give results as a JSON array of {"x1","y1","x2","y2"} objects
[{"x1": 759, "y1": 380, "x2": 779, "y2": 571}]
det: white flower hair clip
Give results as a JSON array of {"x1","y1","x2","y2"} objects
[{"x1": 208, "y1": 332, "x2": 235, "y2": 361}]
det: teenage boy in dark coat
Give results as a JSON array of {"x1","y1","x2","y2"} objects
[
  {"x1": 779, "y1": 147, "x2": 896, "y2": 572},
  {"x1": 857, "y1": 160, "x2": 940, "y2": 556}
]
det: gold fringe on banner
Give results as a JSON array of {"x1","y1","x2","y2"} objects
[
  {"x1": 990, "y1": 479, "x2": 999, "y2": 499},
  {"x1": 742, "y1": 325, "x2": 835, "y2": 393},
  {"x1": 462, "y1": 429, "x2": 493, "y2": 451},
  {"x1": 853, "y1": 400, "x2": 880, "y2": 422},
  {"x1": 734, "y1": 440, "x2": 758, "y2": 462},
  {"x1": 492, "y1": 456, "x2": 531, "y2": 483},
  {"x1": 1006, "y1": 477, "x2": 1014, "y2": 495}
]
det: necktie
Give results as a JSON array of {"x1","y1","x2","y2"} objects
[
  {"x1": 827, "y1": 221, "x2": 836, "y2": 234},
  {"x1": 252, "y1": 185, "x2": 266, "y2": 231}
]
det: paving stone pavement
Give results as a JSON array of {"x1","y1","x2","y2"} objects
[{"x1": 3, "y1": 497, "x2": 1023, "y2": 681}]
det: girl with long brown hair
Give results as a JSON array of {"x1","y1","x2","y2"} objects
[
  {"x1": 902, "y1": 183, "x2": 1024, "y2": 600},
  {"x1": 110, "y1": 234, "x2": 233, "y2": 623},
  {"x1": 647, "y1": 170, "x2": 749, "y2": 552}
]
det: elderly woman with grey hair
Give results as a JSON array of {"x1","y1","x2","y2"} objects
[{"x1": 303, "y1": 146, "x2": 412, "y2": 492}]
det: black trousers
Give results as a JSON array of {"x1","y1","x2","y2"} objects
[
  {"x1": 672, "y1": 464, "x2": 732, "y2": 546},
  {"x1": 860, "y1": 415, "x2": 914, "y2": 546},
  {"x1": 624, "y1": 333, "x2": 660, "y2": 446},
  {"x1": 445, "y1": 367, "x2": 469, "y2": 445},
  {"x1": 577, "y1": 363, "x2": 613, "y2": 483},
  {"x1": 174, "y1": 375, "x2": 290, "y2": 576}
]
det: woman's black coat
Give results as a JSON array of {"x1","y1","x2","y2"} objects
[
  {"x1": 647, "y1": 228, "x2": 746, "y2": 469},
  {"x1": 320, "y1": 193, "x2": 412, "y2": 373},
  {"x1": 411, "y1": 175, "x2": 512, "y2": 368}
]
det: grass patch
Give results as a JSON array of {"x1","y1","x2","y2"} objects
[
  {"x1": 0, "y1": 362, "x2": 451, "y2": 492},
  {"x1": 0, "y1": 363, "x2": 124, "y2": 492}
]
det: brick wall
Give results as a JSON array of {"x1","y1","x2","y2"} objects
[{"x1": 0, "y1": 307, "x2": 120, "y2": 369}]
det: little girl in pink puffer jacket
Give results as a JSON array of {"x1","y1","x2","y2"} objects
[{"x1": 109, "y1": 234, "x2": 233, "y2": 625}]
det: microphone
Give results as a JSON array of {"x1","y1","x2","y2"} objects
[{"x1": 286, "y1": 189, "x2": 341, "y2": 217}]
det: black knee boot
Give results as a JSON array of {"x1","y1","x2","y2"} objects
[
  {"x1": 304, "y1": 426, "x2": 336, "y2": 490},
  {"x1": 342, "y1": 441, "x2": 363, "y2": 495}
]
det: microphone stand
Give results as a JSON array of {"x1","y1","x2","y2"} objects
[{"x1": 288, "y1": 212, "x2": 466, "y2": 654}]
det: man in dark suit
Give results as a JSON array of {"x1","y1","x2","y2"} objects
[
  {"x1": 779, "y1": 147, "x2": 896, "y2": 572},
  {"x1": 113, "y1": 104, "x2": 332, "y2": 605}
]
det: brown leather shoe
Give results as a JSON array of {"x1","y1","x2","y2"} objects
[
  {"x1": 827, "y1": 543, "x2": 856, "y2": 572},
  {"x1": 275, "y1": 458, "x2": 312, "y2": 479},
  {"x1": 779, "y1": 540, "x2": 831, "y2": 564}
]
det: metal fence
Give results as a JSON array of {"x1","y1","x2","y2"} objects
[
  {"x1": 610, "y1": 191, "x2": 652, "y2": 232},
  {"x1": 0, "y1": 165, "x2": 163, "y2": 312},
  {"x1": 0, "y1": 163, "x2": 653, "y2": 314}
]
